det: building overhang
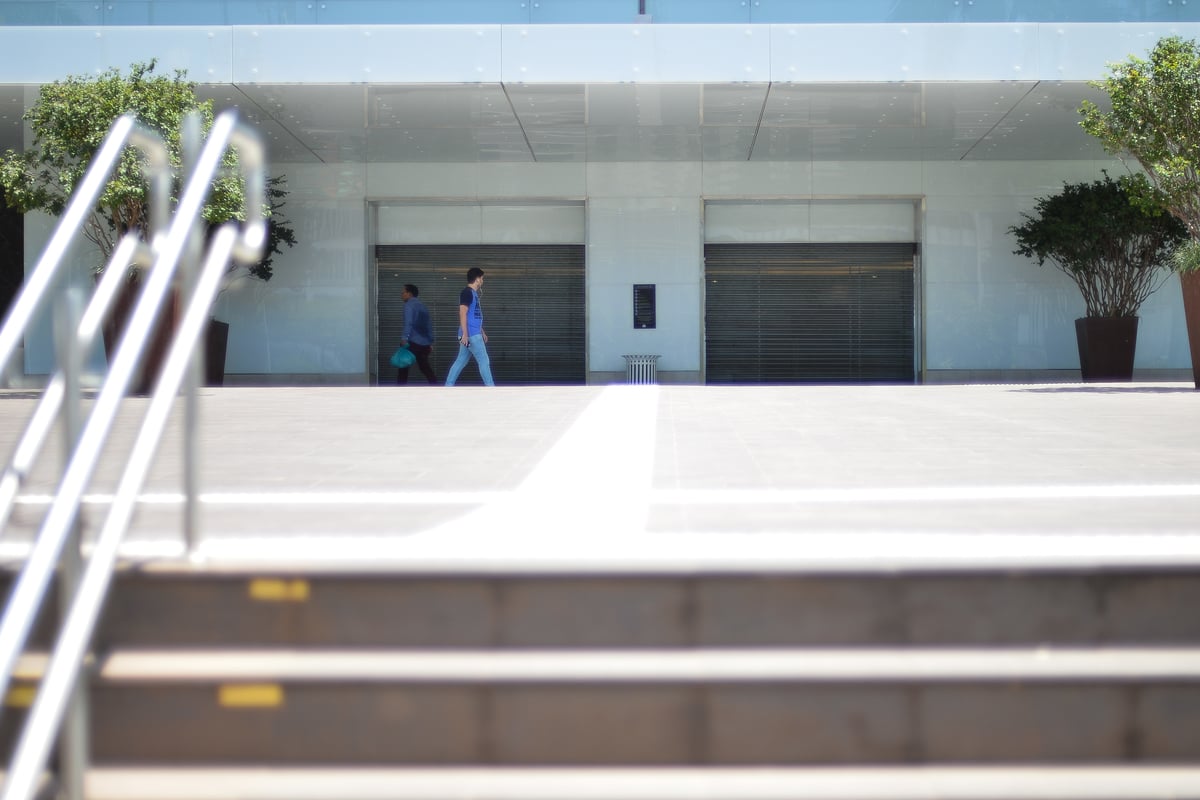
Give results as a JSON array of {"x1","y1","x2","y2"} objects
[{"x1": 2, "y1": 22, "x2": 1198, "y2": 163}]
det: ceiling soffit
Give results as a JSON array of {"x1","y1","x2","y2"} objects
[{"x1": 1, "y1": 80, "x2": 1109, "y2": 165}]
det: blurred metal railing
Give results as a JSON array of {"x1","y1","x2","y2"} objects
[{"x1": 0, "y1": 109, "x2": 266, "y2": 800}]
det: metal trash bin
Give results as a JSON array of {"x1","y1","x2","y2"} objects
[{"x1": 622, "y1": 354, "x2": 660, "y2": 384}]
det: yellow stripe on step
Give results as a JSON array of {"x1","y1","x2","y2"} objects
[
  {"x1": 5, "y1": 685, "x2": 36, "y2": 708},
  {"x1": 218, "y1": 684, "x2": 284, "y2": 708},
  {"x1": 247, "y1": 578, "x2": 309, "y2": 602}
]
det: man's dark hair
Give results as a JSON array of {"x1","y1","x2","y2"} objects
[
  {"x1": 403, "y1": 283, "x2": 419, "y2": 297},
  {"x1": 467, "y1": 267, "x2": 485, "y2": 283}
]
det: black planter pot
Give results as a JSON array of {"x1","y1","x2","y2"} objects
[
  {"x1": 102, "y1": 273, "x2": 230, "y2": 391},
  {"x1": 101, "y1": 272, "x2": 178, "y2": 396},
  {"x1": 1181, "y1": 272, "x2": 1200, "y2": 390},
  {"x1": 205, "y1": 318, "x2": 229, "y2": 387},
  {"x1": 1074, "y1": 316, "x2": 1138, "y2": 382}
]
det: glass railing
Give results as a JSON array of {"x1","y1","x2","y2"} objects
[
  {"x1": 655, "y1": 0, "x2": 1199, "y2": 24},
  {"x1": 0, "y1": 0, "x2": 1195, "y2": 27}
]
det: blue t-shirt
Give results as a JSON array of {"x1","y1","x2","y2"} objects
[{"x1": 458, "y1": 287, "x2": 484, "y2": 337}]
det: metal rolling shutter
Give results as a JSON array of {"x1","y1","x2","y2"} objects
[
  {"x1": 375, "y1": 245, "x2": 585, "y2": 385},
  {"x1": 705, "y1": 243, "x2": 915, "y2": 384}
]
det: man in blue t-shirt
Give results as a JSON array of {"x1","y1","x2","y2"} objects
[
  {"x1": 396, "y1": 283, "x2": 436, "y2": 385},
  {"x1": 445, "y1": 267, "x2": 495, "y2": 386}
]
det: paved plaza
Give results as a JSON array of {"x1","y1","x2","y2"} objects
[{"x1": 2, "y1": 382, "x2": 1199, "y2": 572}]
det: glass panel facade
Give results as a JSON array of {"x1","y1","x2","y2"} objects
[
  {"x1": 0, "y1": 0, "x2": 1195, "y2": 27},
  {"x1": 744, "y1": 0, "x2": 1198, "y2": 24},
  {"x1": 0, "y1": 1, "x2": 102, "y2": 24}
]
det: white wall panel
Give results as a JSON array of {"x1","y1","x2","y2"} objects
[
  {"x1": 21, "y1": 212, "x2": 107, "y2": 376},
  {"x1": 367, "y1": 163, "x2": 586, "y2": 200},
  {"x1": 586, "y1": 162, "x2": 701, "y2": 198},
  {"x1": 810, "y1": 201, "x2": 914, "y2": 241},
  {"x1": 1042, "y1": 23, "x2": 1200, "y2": 81},
  {"x1": 231, "y1": 25, "x2": 502, "y2": 83},
  {"x1": 587, "y1": 197, "x2": 702, "y2": 373},
  {"x1": 1136, "y1": 274, "x2": 1192, "y2": 370},
  {"x1": 705, "y1": 199, "x2": 914, "y2": 243},
  {"x1": 476, "y1": 163, "x2": 587, "y2": 198},
  {"x1": 0, "y1": 27, "x2": 234, "y2": 83},
  {"x1": 772, "y1": 24, "x2": 1038, "y2": 82},
  {"x1": 376, "y1": 204, "x2": 584, "y2": 244},
  {"x1": 702, "y1": 162, "x2": 813, "y2": 196},
  {"x1": 378, "y1": 206, "x2": 482, "y2": 244},
  {"x1": 212, "y1": 162, "x2": 368, "y2": 378},
  {"x1": 480, "y1": 205, "x2": 584, "y2": 243},
  {"x1": 921, "y1": 160, "x2": 1106, "y2": 197},
  {"x1": 368, "y1": 164, "x2": 482, "y2": 199},
  {"x1": 502, "y1": 24, "x2": 769, "y2": 83},
  {"x1": 705, "y1": 203, "x2": 811, "y2": 243},
  {"x1": 813, "y1": 161, "x2": 924, "y2": 196}
]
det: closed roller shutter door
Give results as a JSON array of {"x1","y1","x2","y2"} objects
[
  {"x1": 376, "y1": 245, "x2": 585, "y2": 385},
  {"x1": 705, "y1": 243, "x2": 914, "y2": 384}
]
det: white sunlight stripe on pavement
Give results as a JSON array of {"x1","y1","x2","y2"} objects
[
  {"x1": 80, "y1": 765, "x2": 1200, "y2": 800},
  {"x1": 6, "y1": 529, "x2": 1199, "y2": 571},
  {"x1": 413, "y1": 384, "x2": 660, "y2": 540},
  {"x1": 13, "y1": 482, "x2": 1200, "y2": 508},
  {"x1": 92, "y1": 647, "x2": 1200, "y2": 683},
  {"x1": 147, "y1": 531, "x2": 1200, "y2": 573},
  {"x1": 653, "y1": 483, "x2": 1200, "y2": 504}
]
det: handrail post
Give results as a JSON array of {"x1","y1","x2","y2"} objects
[
  {"x1": 52, "y1": 286, "x2": 88, "y2": 800},
  {"x1": 181, "y1": 111, "x2": 204, "y2": 557}
]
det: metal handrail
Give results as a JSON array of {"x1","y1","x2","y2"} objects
[
  {"x1": 0, "y1": 234, "x2": 152, "y2": 534},
  {"x1": 0, "y1": 109, "x2": 266, "y2": 800},
  {"x1": 0, "y1": 114, "x2": 169, "y2": 691}
]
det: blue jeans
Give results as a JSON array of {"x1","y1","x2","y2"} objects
[{"x1": 445, "y1": 334, "x2": 494, "y2": 386}]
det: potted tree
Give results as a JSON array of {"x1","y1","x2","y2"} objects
[
  {"x1": 0, "y1": 60, "x2": 294, "y2": 390},
  {"x1": 1009, "y1": 173, "x2": 1186, "y2": 381},
  {"x1": 0, "y1": 187, "x2": 20, "y2": 320},
  {"x1": 1081, "y1": 35, "x2": 1200, "y2": 389},
  {"x1": 1172, "y1": 241, "x2": 1200, "y2": 389}
]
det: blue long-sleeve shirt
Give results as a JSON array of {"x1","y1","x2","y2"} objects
[{"x1": 403, "y1": 297, "x2": 434, "y2": 346}]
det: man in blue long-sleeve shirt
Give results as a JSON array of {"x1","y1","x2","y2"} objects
[{"x1": 397, "y1": 283, "x2": 437, "y2": 384}]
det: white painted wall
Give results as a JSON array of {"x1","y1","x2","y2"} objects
[
  {"x1": 21, "y1": 211, "x2": 108, "y2": 377},
  {"x1": 586, "y1": 163, "x2": 704, "y2": 377},
  {"x1": 377, "y1": 204, "x2": 585, "y2": 245},
  {"x1": 211, "y1": 162, "x2": 369, "y2": 379},
  {"x1": 705, "y1": 200, "x2": 916, "y2": 243}
]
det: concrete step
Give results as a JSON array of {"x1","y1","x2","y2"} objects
[
  {"x1": 64, "y1": 568, "x2": 1200, "y2": 649},
  {"x1": 6, "y1": 565, "x2": 1200, "y2": 776},
  {"x1": 64, "y1": 765, "x2": 1200, "y2": 800},
  {"x1": 8, "y1": 648, "x2": 1200, "y2": 765}
]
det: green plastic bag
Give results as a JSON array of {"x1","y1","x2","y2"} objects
[{"x1": 390, "y1": 345, "x2": 415, "y2": 369}]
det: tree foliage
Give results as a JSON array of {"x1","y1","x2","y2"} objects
[
  {"x1": 0, "y1": 60, "x2": 292, "y2": 282},
  {"x1": 1009, "y1": 174, "x2": 1186, "y2": 318},
  {"x1": 1080, "y1": 36, "x2": 1200, "y2": 272}
]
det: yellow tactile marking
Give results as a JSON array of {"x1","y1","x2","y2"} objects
[
  {"x1": 218, "y1": 684, "x2": 284, "y2": 708},
  {"x1": 5, "y1": 684, "x2": 37, "y2": 708},
  {"x1": 247, "y1": 578, "x2": 309, "y2": 602}
]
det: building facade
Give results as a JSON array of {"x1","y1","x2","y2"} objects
[{"x1": 2, "y1": 1, "x2": 1198, "y2": 385}]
